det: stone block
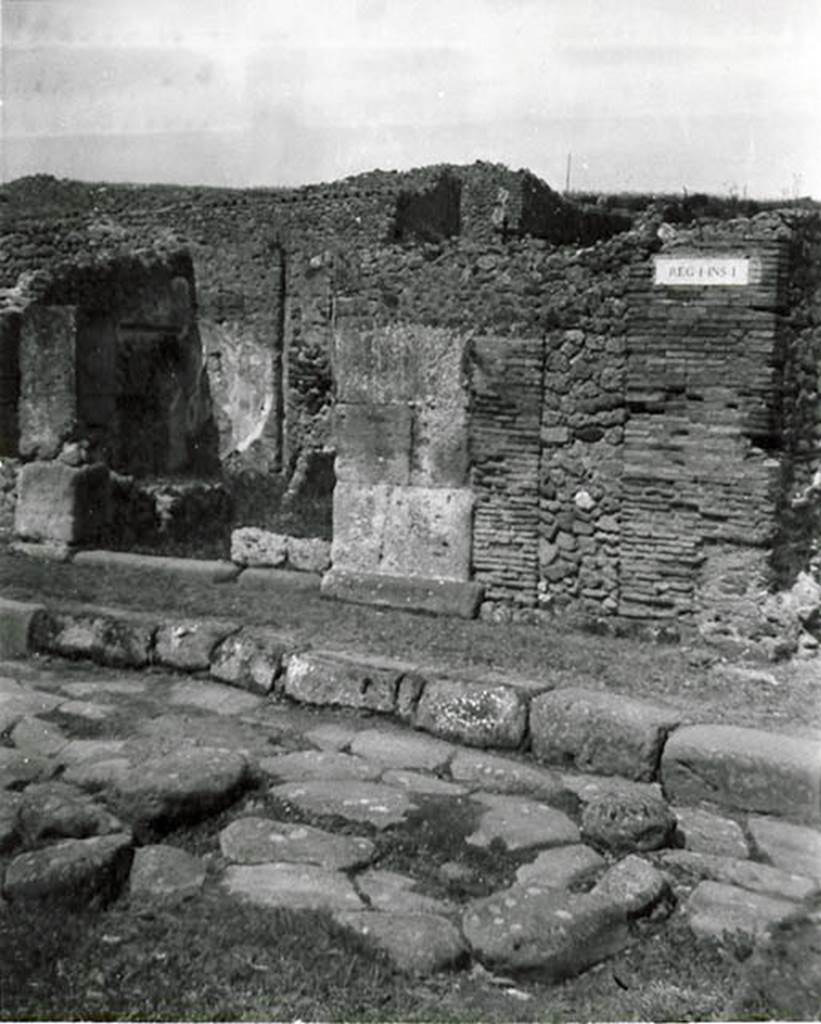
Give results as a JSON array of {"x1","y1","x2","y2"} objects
[
  {"x1": 659, "y1": 850, "x2": 819, "y2": 903},
  {"x1": 334, "y1": 403, "x2": 412, "y2": 485},
  {"x1": 155, "y1": 620, "x2": 239, "y2": 672},
  {"x1": 330, "y1": 482, "x2": 392, "y2": 573},
  {"x1": 0, "y1": 597, "x2": 48, "y2": 659},
  {"x1": 321, "y1": 568, "x2": 483, "y2": 619},
  {"x1": 235, "y1": 567, "x2": 321, "y2": 592},
  {"x1": 413, "y1": 677, "x2": 528, "y2": 749},
  {"x1": 287, "y1": 536, "x2": 331, "y2": 573},
  {"x1": 73, "y1": 550, "x2": 241, "y2": 583},
  {"x1": 530, "y1": 687, "x2": 681, "y2": 782},
  {"x1": 18, "y1": 305, "x2": 77, "y2": 459},
  {"x1": 15, "y1": 461, "x2": 110, "y2": 544},
  {"x1": 35, "y1": 611, "x2": 154, "y2": 668},
  {"x1": 282, "y1": 651, "x2": 401, "y2": 713},
  {"x1": 661, "y1": 725, "x2": 821, "y2": 823},
  {"x1": 592, "y1": 855, "x2": 670, "y2": 917},
  {"x1": 230, "y1": 527, "x2": 287, "y2": 567},
  {"x1": 129, "y1": 845, "x2": 206, "y2": 903},
  {"x1": 411, "y1": 403, "x2": 469, "y2": 487},
  {"x1": 209, "y1": 630, "x2": 287, "y2": 694},
  {"x1": 334, "y1": 912, "x2": 467, "y2": 975},
  {"x1": 747, "y1": 816, "x2": 821, "y2": 882},
  {"x1": 381, "y1": 486, "x2": 474, "y2": 581}
]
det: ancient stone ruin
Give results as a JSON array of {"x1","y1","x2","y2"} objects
[{"x1": 1, "y1": 164, "x2": 819, "y2": 646}]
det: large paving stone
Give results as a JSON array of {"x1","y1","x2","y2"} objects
[
  {"x1": 685, "y1": 880, "x2": 799, "y2": 944},
  {"x1": 0, "y1": 679, "x2": 62, "y2": 733},
  {"x1": 592, "y1": 855, "x2": 670, "y2": 917},
  {"x1": 413, "y1": 677, "x2": 528, "y2": 749},
  {"x1": 660, "y1": 850, "x2": 819, "y2": 902},
  {"x1": 219, "y1": 816, "x2": 375, "y2": 870},
  {"x1": 166, "y1": 679, "x2": 263, "y2": 716},
  {"x1": 349, "y1": 727, "x2": 456, "y2": 771},
  {"x1": 271, "y1": 781, "x2": 415, "y2": 829},
  {"x1": 3, "y1": 832, "x2": 134, "y2": 907},
  {"x1": 59, "y1": 739, "x2": 128, "y2": 766},
  {"x1": 515, "y1": 844, "x2": 605, "y2": 889},
  {"x1": 580, "y1": 791, "x2": 677, "y2": 854},
  {"x1": 283, "y1": 652, "x2": 401, "y2": 714},
  {"x1": 303, "y1": 723, "x2": 360, "y2": 751},
  {"x1": 462, "y1": 884, "x2": 629, "y2": 979},
  {"x1": 355, "y1": 868, "x2": 454, "y2": 915},
  {"x1": 59, "y1": 679, "x2": 147, "y2": 697},
  {"x1": 674, "y1": 806, "x2": 750, "y2": 859},
  {"x1": 63, "y1": 757, "x2": 132, "y2": 790},
  {"x1": 210, "y1": 631, "x2": 287, "y2": 695},
  {"x1": 222, "y1": 862, "x2": 364, "y2": 912},
  {"x1": 57, "y1": 698, "x2": 115, "y2": 721},
  {"x1": 335, "y1": 911, "x2": 467, "y2": 975},
  {"x1": 129, "y1": 844, "x2": 207, "y2": 902},
  {"x1": 559, "y1": 771, "x2": 663, "y2": 806},
  {"x1": 381, "y1": 770, "x2": 467, "y2": 796},
  {"x1": 35, "y1": 612, "x2": 154, "y2": 668},
  {"x1": 10, "y1": 716, "x2": 68, "y2": 758},
  {"x1": 467, "y1": 793, "x2": 580, "y2": 852},
  {"x1": 661, "y1": 725, "x2": 821, "y2": 822},
  {"x1": 531, "y1": 687, "x2": 680, "y2": 782},
  {"x1": 155, "y1": 621, "x2": 238, "y2": 672},
  {"x1": 258, "y1": 750, "x2": 381, "y2": 783},
  {"x1": 451, "y1": 749, "x2": 571, "y2": 803},
  {"x1": 108, "y1": 747, "x2": 250, "y2": 830},
  {"x1": 0, "y1": 748, "x2": 52, "y2": 790},
  {"x1": 17, "y1": 781, "x2": 123, "y2": 846},
  {"x1": 747, "y1": 816, "x2": 821, "y2": 882},
  {"x1": 0, "y1": 791, "x2": 21, "y2": 851}
]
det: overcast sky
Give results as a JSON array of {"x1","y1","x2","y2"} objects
[{"x1": 3, "y1": 0, "x2": 820, "y2": 196}]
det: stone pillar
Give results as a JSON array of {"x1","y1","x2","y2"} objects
[{"x1": 19, "y1": 305, "x2": 78, "y2": 460}]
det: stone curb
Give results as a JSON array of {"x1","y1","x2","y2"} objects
[{"x1": 2, "y1": 596, "x2": 818, "y2": 825}]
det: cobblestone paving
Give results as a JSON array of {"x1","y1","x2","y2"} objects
[{"x1": 1, "y1": 657, "x2": 819, "y2": 978}]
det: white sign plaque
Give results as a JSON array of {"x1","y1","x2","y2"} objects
[{"x1": 653, "y1": 257, "x2": 750, "y2": 286}]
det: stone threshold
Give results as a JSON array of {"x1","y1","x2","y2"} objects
[{"x1": 1, "y1": 594, "x2": 819, "y2": 827}]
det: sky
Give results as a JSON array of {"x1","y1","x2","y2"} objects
[{"x1": 2, "y1": 0, "x2": 820, "y2": 197}]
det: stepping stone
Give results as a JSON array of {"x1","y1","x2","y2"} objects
[
  {"x1": 592, "y1": 855, "x2": 670, "y2": 917},
  {"x1": 109, "y1": 747, "x2": 250, "y2": 830},
  {"x1": 167, "y1": 680, "x2": 263, "y2": 716},
  {"x1": 129, "y1": 844, "x2": 207, "y2": 902},
  {"x1": 349, "y1": 728, "x2": 456, "y2": 771},
  {"x1": 467, "y1": 793, "x2": 580, "y2": 851},
  {"x1": 3, "y1": 832, "x2": 134, "y2": 908},
  {"x1": 462, "y1": 884, "x2": 629, "y2": 979},
  {"x1": 56, "y1": 699, "x2": 115, "y2": 721},
  {"x1": 59, "y1": 679, "x2": 147, "y2": 697},
  {"x1": 530, "y1": 688, "x2": 680, "y2": 782},
  {"x1": 685, "y1": 880, "x2": 799, "y2": 944},
  {"x1": 450, "y1": 749, "x2": 571, "y2": 802},
  {"x1": 515, "y1": 844, "x2": 605, "y2": 889},
  {"x1": 748, "y1": 816, "x2": 821, "y2": 882},
  {"x1": 0, "y1": 791, "x2": 21, "y2": 851},
  {"x1": 259, "y1": 750, "x2": 381, "y2": 783},
  {"x1": 17, "y1": 781, "x2": 123, "y2": 846},
  {"x1": 219, "y1": 816, "x2": 375, "y2": 870},
  {"x1": 674, "y1": 806, "x2": 749, "y2": 859},
  {"x1": 271, "y1": 781, "x2": 415, "y2": 829},
  {"x1": 304, "y1": 723, "x2": 359, "y2": 751},
  {"x1": 413, "y1": 677, "x2": 528, "y2": 749},
  {"x1": 659, "y1": 850, "x2": 819, "y2": 903},
  {"x1": 223, "y1": 862, "x2": 364, "y2": 912},
  {"x1": 335, "y1": 912, "x2": 467, "y2": 975},
  {"x1": 661, "y1": 725, "x2": 821, "y2": 822},
  {"x1": 355, "y1": 869, "x2": 454, "y2": 915},
  {"x1": 381, "y1": 770, "x2": 467, "y2": 796},
  {"x1": 581, "y1": 791, "x2": 676, "y2": 853},
  {"x1": 10, "y1": 716, "x2": 67, "y2": 758},
  {"x1": 0, "y1": 748, "x2": 52, "y2": 790}
]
